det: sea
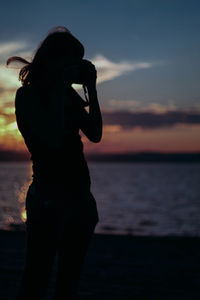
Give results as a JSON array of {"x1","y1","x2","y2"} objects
[{"x1": 0, "y1": 161, "x2": 199, "y2": 236}]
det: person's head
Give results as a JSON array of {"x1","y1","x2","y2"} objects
[{"x1": 6, "y1": 26, "x2": 85, "y2": 88}]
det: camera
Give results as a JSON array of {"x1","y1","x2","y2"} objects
[
  {"x1": 72, "y1": 59, "x2": 94, "y2": 85},
  {"x1": 63, "y1": 58, "x2": 96, "y2": 104}
]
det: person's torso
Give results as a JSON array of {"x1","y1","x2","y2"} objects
[{"x1": 15, "y1": 85, "x2": 91, "y2": 188}]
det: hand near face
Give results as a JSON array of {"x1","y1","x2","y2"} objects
[{"x1": 44, "y1": 57, "x2": 97, "y2": 87}]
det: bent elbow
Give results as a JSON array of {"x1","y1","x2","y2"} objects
[
  {"x1": 81, "y1": 125, "x2": 102, "y2": 143},
  {"x1": 92, "y1": 138, "x2": 101, "y2": 143},
  {"x1": 91, "y1": 133, "x2": 102, "y2": 143}
]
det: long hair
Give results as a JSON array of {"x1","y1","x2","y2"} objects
[{"x1": 6, "y1": 26, "x2": 85, "y2": 107}]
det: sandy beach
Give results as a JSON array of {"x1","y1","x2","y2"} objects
[{"x1": 0, "y1": 230, "x2": 199, "y2": 300}]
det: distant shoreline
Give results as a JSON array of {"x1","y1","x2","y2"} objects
[
  {"x1": 86, "y1": 152, "x2": 200, "y2": 163},
  {"x1": 0, "y1": 150, "x2": 200, "y2": 162}
]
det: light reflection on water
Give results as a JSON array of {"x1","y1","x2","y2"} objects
[
  {"x1": 0, "y1": 162, "x2": 32, "y2": 230},
  {"x1": 17, "y1": 182, "x2": 31, "y2": 224},
  {"x1": 16, "y1": 178, "x2": 31, "y2": 224},
  {"x1": 0, "y1": 161, "x2": 200, "y2": 236},
  {"x1": 16, "y1": 165, "x2": 32, "y2": 225}
]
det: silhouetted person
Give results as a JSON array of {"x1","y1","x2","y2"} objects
[{"x1": 7, "y1": 26, "x2": 102, "y2": 300}]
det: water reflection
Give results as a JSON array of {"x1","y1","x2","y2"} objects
[
  {"x1": 16, "y1": 182, "x2": 30, "y2": 225},
  {"x1": 5, "y1": 215, "x2": 14, "y2": 225},
  {"x1": 21, "y1": 206, "x2": 27, "y2": 223},
  {"x1": 0, "y1": 162, "x2": 32, "y2": 230},
  {"x1": 1, "y1": 162, "x2": 200, "y2": 236},
  {"x1": 15, "y1": 181, "x2": 30, "y2": 226}
]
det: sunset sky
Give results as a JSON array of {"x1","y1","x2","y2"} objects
[{"x1": 0, "y1": 0, "x2": 200, "y2": 155}]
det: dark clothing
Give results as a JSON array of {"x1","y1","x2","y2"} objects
[
  {"x1": 15, "y1": 86, "x2": 99, "y2": 299},
  {"x1": 16, "y1": 182, "x2": 99, "y2": 300},
  {"x1": 15, "y1": 85, "x2": 92, "y2": 187},
  {"x1": 30, "y1": 133, "x2": 91, "y2": 188},
  {"x1": 31, "y1": 101, "x2": 91, "y2": 187}
]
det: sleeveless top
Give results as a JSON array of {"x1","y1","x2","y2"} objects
[{"x1": 15, "y1": 85, "x2": 91, "y2": 189}]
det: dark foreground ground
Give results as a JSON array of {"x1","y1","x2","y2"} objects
[{"x1": 0, "y1": 230, "x2": 199, "y2": 300}]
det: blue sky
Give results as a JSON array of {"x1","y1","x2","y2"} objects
[{"x1": 0, "y1": 0, "x2": 200, "y2": 110}]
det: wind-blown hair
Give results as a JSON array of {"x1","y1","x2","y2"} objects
[{"x1": 6, "y1": 26, "x2": 85, "y2": 105}]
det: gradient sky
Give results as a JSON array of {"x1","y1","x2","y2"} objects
[{"x1": 0, "y1": 0, "x2": 200, "y2": 154}]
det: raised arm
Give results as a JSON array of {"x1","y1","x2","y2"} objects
[{"x1": 78, "y1": 85, "x2": 102, "y2": 143}]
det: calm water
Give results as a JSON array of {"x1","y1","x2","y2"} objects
[{"x1": 0, "y1": 161, "x2": 199, "y2": 236}]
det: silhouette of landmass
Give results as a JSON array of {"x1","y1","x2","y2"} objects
[
  {"x1": 0, "y1": 150, "x2": 30, "y2": 161},
  {"x1": 0, "y1": 150, "x2": 200, "y2": 162},
  {"x1": 86, "y1": 152, "x2": 200, "y2": 163}
]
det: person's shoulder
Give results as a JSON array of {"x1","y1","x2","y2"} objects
[
  {"x1": 15, "y1": 85, "x2": 37, "y2": 110},
  {"x1": 16, "y1": 85, "x2": 32, "y2": 99},
  {"x1": 16, "y1": 86, "x2": 24, "y2": 97},
  {"x1": 15, "y1": 86, "x2": 25, "y2": 106}
]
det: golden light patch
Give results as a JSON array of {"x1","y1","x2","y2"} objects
[
  {"x1": 0, "y1": 116, "x2": 6, "y2": 126},
  {"x1": 0, "y1": 66, "x2": 21, "y2": 89},
  {"x1": 21, "y1": 207, "x2": 27, "y2": 222},
  {"x1": 2, "y1": 107, "x2": 15, "y2": 114},
  {"x1": 103, "y1": 125, "x2": 122, "y2": 133}
]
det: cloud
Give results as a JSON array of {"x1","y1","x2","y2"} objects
[
  {"x1": 0, "y1": 41, "x2": 29, "y2": 57},
  {"x1": 0, "y1": 40, "x2": 32, "y2": 66},
  {"x1": 0, "y1": 40, "x2": 198, "y2": 133},
  {"x1": 105, "y1": 99, "x2": 178, "y2": 114},
  {"x1": 0, "y1": 67, "x2": 20, "y2": 90},
  {"x1": 103, "y1": 125, "x2": 123, "y2": 133},
  {"x1": 0, "y1": 39, "x2": 155, "y2": 96},
  {"x1": 90, "y1": 54, "x2": 153, "y2": 84},
  {"x1": 0, "y1": 40, "x2": 33, "y2": 105},
  {"x1": 73, "y1": 54, "x2": 155, "y2": 89},
  {"x1": 101, "y1": 110, "x2": 200, "y2": 130}
]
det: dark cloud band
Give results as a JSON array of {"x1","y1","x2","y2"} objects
[{"x1": 102, "y1": 110, "x2": 200, "y2": 129}]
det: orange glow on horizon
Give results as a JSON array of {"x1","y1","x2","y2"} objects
[
  {"x1": 0, "y1": 123, "x2": 200, "y2": 154},
  {"x1": 0, "y1": 100, "x2": 200, "y2": 154},
  {"x1": 82, "y1": 123, "x2": 200, "y2": 153}
]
